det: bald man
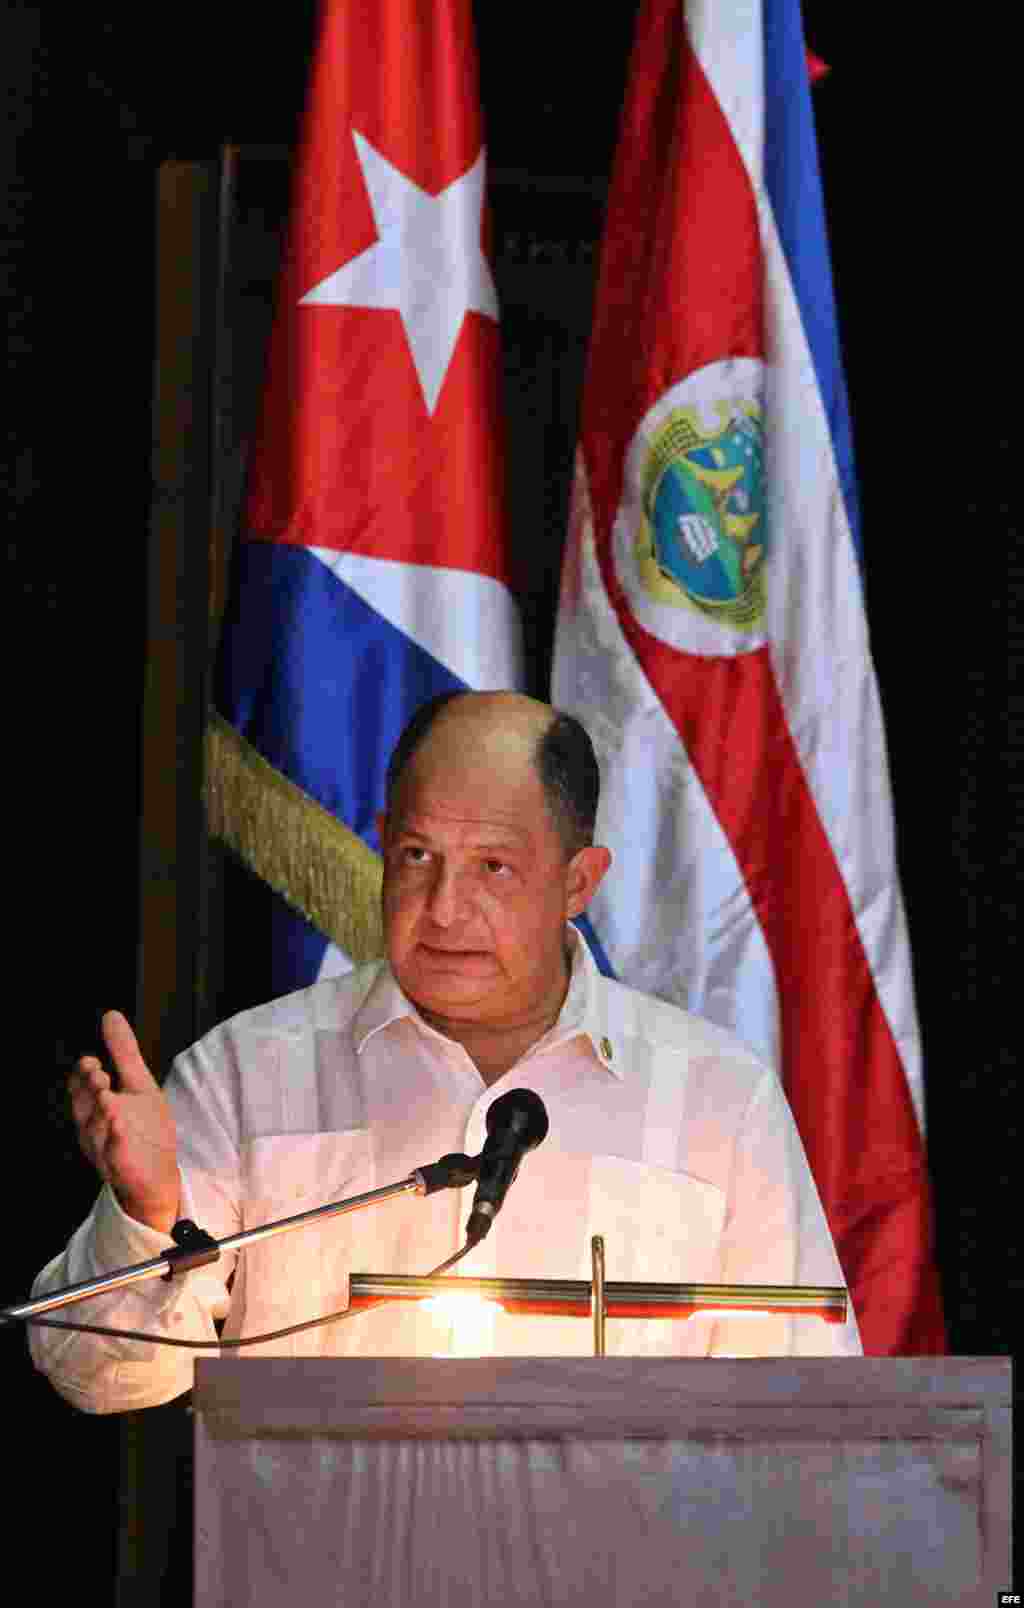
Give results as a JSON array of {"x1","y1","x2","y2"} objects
[{"x1": 32, "y1": 693, "x2": 860, "y2": 1411}]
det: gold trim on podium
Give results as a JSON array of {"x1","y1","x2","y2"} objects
[{"x1": 349, "y1": 1274, "x2": 847, "y2": 1324}]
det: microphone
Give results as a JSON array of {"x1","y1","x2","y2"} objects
[{"x1": 465, "y1": 1088, "x2": 549, "y2": 1245}]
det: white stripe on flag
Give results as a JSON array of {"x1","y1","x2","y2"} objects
[
  {"x1": 310, "y1": 547, "x2": 524, "y2": 689},
  {"x1": 316, "y1": 941, "x2": 356, "y2": 982},
  {"x1": 686, "y1": 0, "x2": 763, "y2": 182}
]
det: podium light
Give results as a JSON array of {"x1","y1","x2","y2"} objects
[
  {"x1": 421, "y1": 1292, "x2": 501, "y2": 1358},
  {"x1": 350, "y1": 1274, "x2": 848, "y2": 1333}
]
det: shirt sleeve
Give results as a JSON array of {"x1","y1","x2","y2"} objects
[
  {"x1": 28, "y1": 1032, "x2": 243, "y2": 1414},
  {"x1": 709, "y1": 1067, "x2": 863, "y2": 1358}
]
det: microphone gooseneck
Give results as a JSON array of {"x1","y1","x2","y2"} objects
[{"x1": 464, "y1": 1088, "x2": 549, "y2": 1246}]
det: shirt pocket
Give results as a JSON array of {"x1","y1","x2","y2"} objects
[
  {"x1": 587, "y1": 1154, "x2": 727, "y2": 1285},
  {"x1": 238, "y1": 1130, "x2": 374, "y2": 1327}
]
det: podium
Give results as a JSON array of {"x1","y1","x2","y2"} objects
[{"x1": 193, "y1": 1356, "x2": 1010, "y2": 1606}]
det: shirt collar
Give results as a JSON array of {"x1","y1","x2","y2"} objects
[
  {"x1": 352, "y1": 961, "x2": 420, "y2": 1052},
  {"x1": 352, "y1": 924, "x2": 622, "y2": 1079},
  {"x1": 531, "y1": 924, "x2": 622, "y2": 1078}
]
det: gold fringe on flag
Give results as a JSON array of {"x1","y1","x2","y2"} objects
[{"x1": 203, "y1": 712, "x2": 384, "y2": 964}]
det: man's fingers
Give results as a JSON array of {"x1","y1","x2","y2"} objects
[
  {"x1": 100, "y1": 1011, "x2": 156, "y2": 1093},
  {"x1": 75, "y1": 1057, "x2": 109, "y2": 1091},
  {"x1": 68, "y1": 1057, "x2": 109, "y2": 1128},
  {"x1": 80, "y1": 1103, "x2": 112, "y2": 1176},
  {"x1": 69, "y1": 1083, "x2": 96, "y2": 1132}
]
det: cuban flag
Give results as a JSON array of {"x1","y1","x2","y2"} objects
[
  {"x1": 552, "y1": 0, "x2": 945, "y2": 1353},
  {"x1": 209, "y1": 0, "x2": 523, "y2": 992}
]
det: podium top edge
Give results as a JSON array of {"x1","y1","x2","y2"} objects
[{"x1": 192, "y1": 1355, "x2": 1012, "y2": 1417}]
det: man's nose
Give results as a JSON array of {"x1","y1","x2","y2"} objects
[{"x1": 425, "y1": 863, "x2": 467, "y2": 926}]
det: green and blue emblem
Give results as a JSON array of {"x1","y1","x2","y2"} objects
[{"x1": 637, "y1": 399, "x2": 767, "y2": 631}]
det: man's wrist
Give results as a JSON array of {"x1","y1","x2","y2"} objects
[{"x1": 113, "y1": 1190, "x2": 181, "y2": 1237}]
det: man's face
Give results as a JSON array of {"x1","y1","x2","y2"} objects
[{"x1": 377, "y1": 727, "x2": 599, "y2": 1030}]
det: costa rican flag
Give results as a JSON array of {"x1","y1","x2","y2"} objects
[
  {"x1": 553, "y1": 0, "x2": 945, "y2": 1354},
  {"x1": 209, "y1": 0, "x2": 523, "y2": 992}
]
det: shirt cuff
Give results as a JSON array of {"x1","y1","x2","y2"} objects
[{"x1": 91, "y1": 1179, "x2": 179, "y2": 1273}]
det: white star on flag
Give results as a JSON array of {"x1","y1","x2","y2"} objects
[{"x1": 299, "y1": 130, "x2": 499, "y2": 416}]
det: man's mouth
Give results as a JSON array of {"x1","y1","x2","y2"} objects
[{"x1": 421, "y1": 943, "x2": 488, "y2": 955}]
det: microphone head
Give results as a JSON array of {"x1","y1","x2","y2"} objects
[{"x1": 484, "y1": 1088, "x2": 549, "y2": 1151}]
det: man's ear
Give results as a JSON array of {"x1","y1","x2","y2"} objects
[{"x1": 565, "y1": 845, "x2": 612, "y2": 919}]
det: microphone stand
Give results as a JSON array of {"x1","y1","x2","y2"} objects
[{"x1": 0, "y1": 1152, "x2": 481, "y2": 1328}]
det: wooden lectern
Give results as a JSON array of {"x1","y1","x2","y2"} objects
[{"x1": 193, "y1": 1355, "x2": 1011, "y2": 1606}]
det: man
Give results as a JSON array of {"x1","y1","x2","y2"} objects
[{"x1": 32, "y1": 692, "x2": 860, "y2": 1411}]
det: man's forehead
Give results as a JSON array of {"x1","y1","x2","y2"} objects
[
  {"x1": 388, "y1": 781, "x2": 539, "y2": 839},
  {"x1": 392, "y1": 808, "x2": 533, "y2": 847},
  {"x1": 388, "y1": 751, "x2": 552, "y2": 840}
]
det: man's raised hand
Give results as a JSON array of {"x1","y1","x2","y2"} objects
[{"x1": 68, "y1": 1011, "x2": 179, "y2": 1235}]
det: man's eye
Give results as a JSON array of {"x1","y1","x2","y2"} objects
[
  {"x1": 484, "y1": 859, "x2": 509, "y2": 875},
  {"x1": 401, "y1": 846, "x2": 430, "y2": 864}
]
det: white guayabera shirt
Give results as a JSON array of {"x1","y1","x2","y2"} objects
[{"x1": 31, "y1": 929, "x2": 861, "y2": 1412}]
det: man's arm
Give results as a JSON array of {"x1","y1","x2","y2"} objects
[{"x1": 28, "y1": 1013, "x2": 238, "y2": 1413}]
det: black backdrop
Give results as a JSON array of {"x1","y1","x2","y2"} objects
[{"x1": 3, "y1": 3, "x2": 1014, "y2": 1596}]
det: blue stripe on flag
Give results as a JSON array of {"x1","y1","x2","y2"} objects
[
  {"x1": 216, "y1": 542, "x2": 467, "y2": 853},
  {"x1": 763, "y1": 0, "x2": 862, "y2": 562},
  {"x1": 270, "y1": 899, "x2": 332, "y2": 994},
  {"x1": 571, "y1": 911, "x2": 616, "y2": 979}
]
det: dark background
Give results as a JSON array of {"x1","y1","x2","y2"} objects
[{"x1": 3, "y1": 2, "x2": 1013, "y2": 1596}]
